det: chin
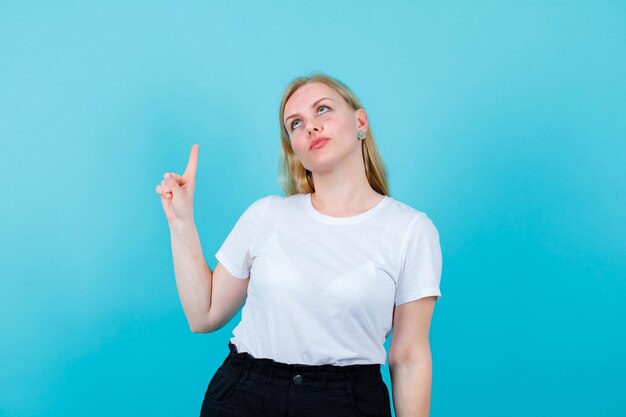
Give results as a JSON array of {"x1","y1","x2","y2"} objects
[{"x1": 306, "y1": 162, "x2": 337, "y2": 176}]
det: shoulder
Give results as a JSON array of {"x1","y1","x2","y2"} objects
[
  {"x1": 254, "y1": 193, "x2": 307, "y2": 209},
  {"x1": 384, "y1": 196, "x2": 436, "y2": 230},
  {"x1": 383, "y1": 197, "x2": 440, "y2": 250},
  {"x1": 235, "y1": 195, "x2": 275, "y2": 222},
  {"x1": 245, "y1": 193, "x2": 302, "y2": 214}
]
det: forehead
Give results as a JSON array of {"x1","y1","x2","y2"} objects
[{"x1": 284, "y1": 82, "x2": 342, "y2": 112}]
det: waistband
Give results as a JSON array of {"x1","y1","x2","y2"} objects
[{"x1": 222, "y1": 341, "x2": 382, "y2": 390}]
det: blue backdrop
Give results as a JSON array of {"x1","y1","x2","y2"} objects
[{"x1": 1, "y1": 1, "x2": 624, "y2": 416}]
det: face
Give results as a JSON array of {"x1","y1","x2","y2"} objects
[{"x1": 283, "y1": 82, "x2": 368, "y2": 175}]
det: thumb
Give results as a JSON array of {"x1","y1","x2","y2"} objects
[
  {"x1": 165, "y1": 172, "x2": 184, "y2": 185},
  {"x1": 164, "y1": 174, "x2": 183, "y2": 196}
]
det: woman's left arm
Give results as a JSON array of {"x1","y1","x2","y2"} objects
[{"x1": 388, "y1": 296, "x2": 437, "y2": 417}]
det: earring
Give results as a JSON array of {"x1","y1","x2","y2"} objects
[{"x1": 357, "y1": 130, "x2": 366, "y2": 140}]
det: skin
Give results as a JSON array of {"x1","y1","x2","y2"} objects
[
  {"x1": 283, "y1": 81, "x2": 384, "y2": 215},
  {"x1": 388, "y1": 296, "x2": 437, "y2": 417},
  {"x1": 156, "y1": 83, "x2": 438, "y2": 416},
  {"x1": 285, "y1": 82, "x2": 437, "y2": 416}
]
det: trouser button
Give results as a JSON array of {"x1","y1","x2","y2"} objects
[{"x1": 293, "y1": 374, "x2": 303, "y2": 384}]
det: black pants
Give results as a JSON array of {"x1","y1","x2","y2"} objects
[{"x1": 200, "y1": 341, "x2": 392, "y2": 417}]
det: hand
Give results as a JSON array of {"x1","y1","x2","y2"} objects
[{"x1": 155, "y1": 144, "x2": 199, "y2": 224}]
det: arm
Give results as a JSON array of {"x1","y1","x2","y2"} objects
[
  {"x1": 157, "y1": 145, "x2": 213, "y2": 333},
  {"x1": 388, "y1": 296, "x2": 437, "y2": 417},
  {"x1": 169, "y1": 219, "x2": 250, "y2": 333},
  {"x1": 169, "y1": 219, "x2": 214, "y2": 333},
  {"x1": 158, "y1": 145, "x2": 248, "y2": 333}
]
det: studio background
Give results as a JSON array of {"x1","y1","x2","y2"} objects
[{"x1": 1, "y1": 1, "x2": 624, "y2": 416}]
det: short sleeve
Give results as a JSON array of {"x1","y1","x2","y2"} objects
[
  {"x1": 395, "y1": 213, "x2": 443, "y2": 306},
  {"x1": 215, "y1": 196, "x2": 271, "y2": 279}
]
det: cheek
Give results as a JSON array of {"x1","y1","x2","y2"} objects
[
  {"x1": 289, "y1": 133, "x2": 308, "y2": 154},
  {"x1": 327, "y1": 113, "x2": 354, "y2": 135},
  {"x1": 337, "y1": 116, "x2": 356, "y2": 133}
]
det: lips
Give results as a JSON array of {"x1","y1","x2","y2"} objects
[{"x1": 310, "y1": 137, "x2": 330, "y2": 150}]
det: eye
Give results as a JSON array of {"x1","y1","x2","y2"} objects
[
  {"x1": 290, "y1": 119, "x2": 301, "y2": 130},
  {"x1": 289, "y1": 105, "x2": 331, "y2": 131},
  {"x1": 317, "y1": 105, "x2": 330, "y2": 115}
]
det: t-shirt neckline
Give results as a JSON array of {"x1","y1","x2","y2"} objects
[{"x1": 304, "y1": 192, "x2": 391, "y2": 225}]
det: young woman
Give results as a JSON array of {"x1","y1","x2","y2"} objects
[{"x1": 156, "y1": 73, "x2": 443, "y2": 417}]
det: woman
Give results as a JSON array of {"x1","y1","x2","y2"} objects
[{"x1": 155, "y1": 73, "x2": 442, "y2": 417}]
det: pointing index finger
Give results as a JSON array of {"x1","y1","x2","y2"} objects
[{"x1": 183, "y1": 144, "x2": 199, "y2": 180}]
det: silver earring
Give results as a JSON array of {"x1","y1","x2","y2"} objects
[{"x1": 357, "y1": 131, "x2": 366, "y2": 140}]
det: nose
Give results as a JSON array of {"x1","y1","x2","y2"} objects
[{"x1": 305, "y1": 119, "x2": 322, "y2": 135}]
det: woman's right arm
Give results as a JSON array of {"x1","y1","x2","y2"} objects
[
  {"x1": 157, "y1": 145, "x2": 249, "y2": 333},
  {"x1": 168, "y1": 219, "x2": 214, "y2": 333},
  {"x1": 169, "y1": 219, "x2": 250, "y2": 333}
]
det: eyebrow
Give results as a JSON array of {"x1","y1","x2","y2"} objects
[{"x1": 284, "y1": 97, "x2": 335, "y2": 125}]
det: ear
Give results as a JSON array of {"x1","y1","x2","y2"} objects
[{"x1": 355, "y1": 108, "x2": 369, "y2": 132}]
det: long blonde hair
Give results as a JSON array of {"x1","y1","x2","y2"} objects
[{"x1": 277, "y1": 72, "x2": 390, "y2": 197}]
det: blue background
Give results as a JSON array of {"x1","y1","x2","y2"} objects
[{"x1": 1, "y1": 1, "x2": 625, "y2": 416}]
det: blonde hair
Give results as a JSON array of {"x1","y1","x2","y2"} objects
[{"x1": 277, "y1": 72, "x2": 390, "y2": 197}]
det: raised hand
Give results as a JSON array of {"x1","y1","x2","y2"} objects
[{"x1": 155, "y1": 144, "x2": 199, "y2": 224}]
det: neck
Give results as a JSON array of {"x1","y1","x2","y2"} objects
[{"x1": 309, "y1": 151, "x2": 382, "y2": 216}]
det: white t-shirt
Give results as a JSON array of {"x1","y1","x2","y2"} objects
[{"x1": 215, "y1": 192, "x2": 442, "y2": 366}]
